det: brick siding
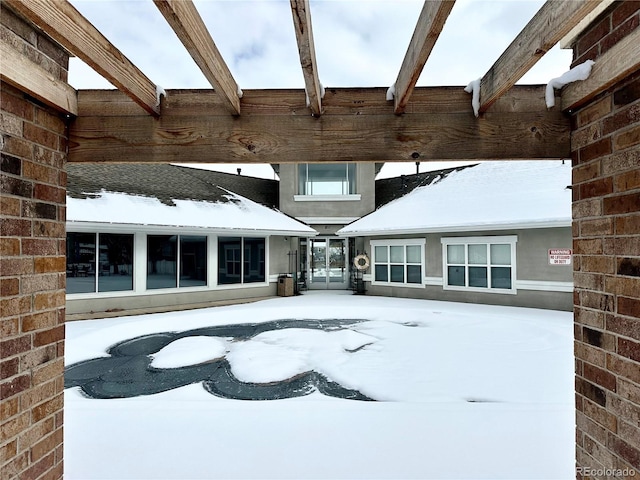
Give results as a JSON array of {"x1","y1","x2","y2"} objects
[
  {"x1": 1, "y1": 5, "x2": 68, "y2": 480},
  {"x1": 572, "y1": 2, "x2": 640, "y2": 478}
]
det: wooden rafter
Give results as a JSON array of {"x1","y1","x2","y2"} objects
[
  {"x1": 478, "y1": 0, "x2": 602, "y2": 114},
  {"x1": 69, "y1": 86, "x2": 570, "y2": 164},
  {"x1": 0, "y1": 35, "x2": 77, "y2": 115},
  {"x1": 562, "y1": 27, "x2": 640, "y2": 111},
  {"x1": 290, "y1": 0, "x2": 323, "y2": 116},
  {"x1": 153, "y1": 0, "x2": 241, "y2": 116},
  {"x1": 393, "y1": 0, "x2": 456, "y2": 114},
  {"x1": 5, "y1": 0, "x2": 161, "y2": 117}
]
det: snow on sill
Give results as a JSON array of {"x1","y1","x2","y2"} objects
[
  {"x1": 443, "y1": 285, "x2": 517, "y2": 295},
  {"x1": 370, "y1": 281, "x2": 426, "y2": 289},
  {"x1": 293, "y1": 194, "x2": 362, "y2": 202},
  {"x1": 516, "y1": 280, "x2": 574, "y2": 292}
]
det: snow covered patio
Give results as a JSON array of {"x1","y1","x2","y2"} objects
[{"x1": 64, "y1": 293, "x2": 574, "y2": 479}]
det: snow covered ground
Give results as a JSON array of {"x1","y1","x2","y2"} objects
[{"x1": 64, "y1": 293, "x2": 575, "y2": 479}]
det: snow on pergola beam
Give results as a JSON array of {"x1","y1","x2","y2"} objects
[
  {"x1": 153, "y1": 0, "x2": 241, "y2": 116},
  {"x1": 4, "y1": 0, "x2": 162, "y2": 117},
  {"x1": 290, "y1": 0, "x2": 323, "y2": 116},
  {"x1": 478, "y1": 0, "x2": 603, "y2": 114},
  {"x1": 392, "y1": 0, "x2": 456, "y2": 115},
  {"x1": 562, "y1": 26, "x2": 640, "y2": 112},
  {"x1": 69, "y1": 85, "x2": 570, "y2": 164}
]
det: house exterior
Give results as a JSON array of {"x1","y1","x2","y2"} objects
[
  {"x1": 66, "y1": 160, "x2": 573, "y2": 314},
  {"x1": 65, "y1": 164, "x2": 316, "y2": 315},
  {"x1": 337, "y1": 160, "x2": 573, "y2": 311},
  {"x1": 274, "y1": 162, "x2": 380, "y2": 290}
]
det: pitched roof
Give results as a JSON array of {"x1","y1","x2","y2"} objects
[
  {"x1": 66, "y1": 164, "x2": 315, "y2": 235},
  {"x1": 67, "y1": 163, "x2": 278, "y2": 208},
  {"x1": 339, "y1": 160, "x2": 572, "y2": 236},
  {"x1": 375, "y1": 165, "x2": 474, "y2": 208}
]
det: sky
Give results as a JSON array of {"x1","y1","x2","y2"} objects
[{"x1": 67, "y1": 0, "x2": 575, "y2": 179}]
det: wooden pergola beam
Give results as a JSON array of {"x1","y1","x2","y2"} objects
[
  {"x1": 4, "y1": 0, "x2": 161, "y2": 117},
  {"x1": 69, "y1": 86, "x2": 570, "y2": 164},
  {"x1": 153, "y1": 0, "x2": 241, "y2": 116},
  {"x1": 562, "y1": 27, "x2": 640, "y2": 112},
  {"x1": 0, "y1": 35, "x2": 77, "y2": 115},
  {"x1": 478, "y1": 0, "x2": 602, "y2": 114},
  {"x1": 393, "y1": 0, "x2": 456, "y2": 114},
  {"x1": 290, "y1": 0, "x2": 323, "y2": 116}
]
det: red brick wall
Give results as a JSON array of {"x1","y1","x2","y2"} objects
[
  {"x1": 572, "y1": 2, "x2": 640, "y2": 478},
  {"x1": 1, "y1": 6, "x2": 68, "y2": 480}
]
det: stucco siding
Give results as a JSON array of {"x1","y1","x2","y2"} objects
[
  {"x1": 279, "y1": 163, "x2": 376, "y2": 221},
  {"x1": 359, "y1": 227, "x2": 573, "y2": 311}
]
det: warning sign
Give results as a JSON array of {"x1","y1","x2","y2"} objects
[{"x1": 549, "y1": 248, "x2": 572, "y2": 265}]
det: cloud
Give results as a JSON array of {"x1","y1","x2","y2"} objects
[
  {"x1": 69, "y1": 0, "x2": 569, "y2": 90},
  {"x1": 67, "y1": 0, "x2": 573, "y2": 177}
]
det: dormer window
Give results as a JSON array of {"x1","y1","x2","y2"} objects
[{"x1": 298, "y1": 163, "x2": 356, "y2": 195}]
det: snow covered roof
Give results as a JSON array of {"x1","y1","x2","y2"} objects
[
  {"x1": 67, "y1": 164, "x2": 278, "y2": 207},
  {"x1": 67, "y1": 164, "x2": 316, "y2": 235},
  {"x1": 375, "y1": 165, "x2": 474, "y2": 208},
  {"x1": 338, "y1": 160, "x2": 572, "y2": 236}
]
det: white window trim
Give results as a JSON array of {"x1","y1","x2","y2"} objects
[
  {"x1": 297, "y1": 163, "x2": 357, "y2": 197},
  {"x1": 66, "y1": 232, "x2": 270, "y2": 300},
  {"x1": 441, "y1": 235, "x2": 518, "y2": 295},
  {"x1": 293, "y1": 194, "x2": 361, "y2": 202},
  {"x1": 65, "y1": 231, "x2": 137, "y2": 297},
  {"x1": 216, "y1": 236, "x2": 269, "y2": 287},
  {"x1": 370, "y1": 238, "x2": 426, "y2": 288}
]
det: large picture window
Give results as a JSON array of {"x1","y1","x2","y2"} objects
[
  {"x1": 442, "y1": 236, "x2": 516, "y2": 294},
  {"x1": 372, "y1": 239, "x2": 425, "y2": 286},
  {"x1": 298, "y1": 163, "x2": 356, "y2": 196},
  {"x1": 147, "y1": 235, "x2": 207, "y2": 289},
  {"x1": 218, "y1": 237, "x2": 266, "y2": 285},
  {"x1": 180, "y1": 236, "x2": 207, "y2": 287},
  {"x1": 67, "y1": 233, "x2": 133, "y2": 294}
]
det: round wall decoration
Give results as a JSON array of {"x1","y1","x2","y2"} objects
[{"x1": 353, "y1": 254, "x2": 370, "y2": 271}]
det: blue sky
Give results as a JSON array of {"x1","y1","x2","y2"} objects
[{"x1": 68, "y1": 0, "x2": 574, "y2": 178}]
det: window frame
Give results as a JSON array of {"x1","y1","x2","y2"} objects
[
  {"x1": 441, "y1": 236, "x2": 517, "y2": 295},
  {"x1": 146, "y1": 234, "x2": 208, "y2": 290},
  {"x1": 66, "y1": 229, "x2": 272, "y2": 299},
  {"x1": 297, "y1": 163, "x2": 357, "y2": 197},
  {"x1": 66, "y1": 232, "x2": 134, "y2": 294},
  {"x1": 371, "y1": 239, "x2": 426, "y2": 288},
  {"x1": 217, "y1": 236, "x2": 266, "y2": 286}
]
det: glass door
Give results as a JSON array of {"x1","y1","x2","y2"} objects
[
  {"x1": 309, "y1": 238, "x2": 348, "y2": 289},
  {"x1": 328, "y1": 239, "x2": 346, "y2": 285},
  {"x1": 310, "y1": 238, "x2": 327, "y2": 285}
]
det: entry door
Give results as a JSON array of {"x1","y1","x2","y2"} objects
[{"x1": 309, "y1": 238, "x2": 348, "y2": 289}]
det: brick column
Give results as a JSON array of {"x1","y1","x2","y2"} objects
[
  {"x1": 1, "y1": 6, "x2": 68, "y2": 480},
  {"x1": 571, "y1": 2, "x2": 640, "y2": 477}
]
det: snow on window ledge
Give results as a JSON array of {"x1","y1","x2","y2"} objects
[{"x1": 294, "y1": 194, "x2": 362, "y2": 202}]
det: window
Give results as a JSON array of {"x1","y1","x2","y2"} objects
[
  {"x1": 372, "y1": 239, "x2": 425, "y2": 286},
  {"x1": 180, "y1": 236, "x2": 207, "y2": 287},
  {"x1": 147, "y1": 235, "x2": 207, "y2": 289},
  {"x1": 218, "y1": 237, "x2": 265, "y2": 285},
  {"x1": 147, "y1": 235, "x2": 177, "y2": 289},
  {"x1": 298, "y1": 163, "x2": 356, "y2": 195},
  {"x1": 442, "y1": 236, "x2": 517, "y2": 294},
  {"x1": 67, "y1": 233, "x2": 133, "y2": 294}
]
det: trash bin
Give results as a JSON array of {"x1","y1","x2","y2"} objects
[{"x1": 277, "y1": 275, "x2": 294, "y2": 297}]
